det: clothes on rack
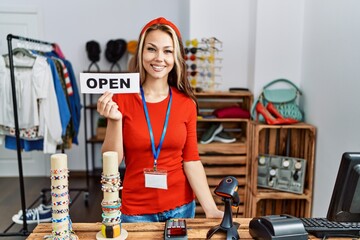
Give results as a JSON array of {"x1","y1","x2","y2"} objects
[
  {"x1": 45, "y1": 51, "x2": 82, "y2": 145},
  {"x1": 0, "y1": 47, "x2": 81, "y2": 153}
]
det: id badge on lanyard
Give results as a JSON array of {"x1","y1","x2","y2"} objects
[
  {"x1": 141, "y1": 86, "x2": 172, "y2": 190},
  {"x1": 144, "y1": 168, "x2": 168, "y2": 190}
]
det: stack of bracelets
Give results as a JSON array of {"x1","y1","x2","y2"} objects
[
  {"x1": 45, "y1": 154, "x2": 78, "y2": 240},
  {"x1": 100, "y1": 172, "x2": 122, "y2": 238}
]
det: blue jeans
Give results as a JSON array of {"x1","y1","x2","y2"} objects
[{"x1": 121, "y1": 200, "x2": 196, "y2": 223}]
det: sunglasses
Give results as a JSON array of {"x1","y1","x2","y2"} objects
[
  {"x1": 184, "y1": 54, "x2": 197, "y2": 61},
  {"x1": 201, "y1": 37, "x2": 223, "y2": 47},
  {"x1": 198, "y1": 55, "x2": 223, "y2": 63},
  {"x1": 187, "y1": 71, "x2": 198, "y2": 77},
  {"x1": 185, "y1": 39, "x2": 199, "y2": 47},
  {"x1": 199, "y1": 71, "x2": 221, "y2": 78},
  {"x1": 185, "y1": 47, "x2": 206, "y2": 55},
  {"x1": 185, "y1": 63, "x2": 197, "y2": 71},
  {"x1": 197, "y1": 65, "x2": 222, "y2": 71},
  {"x1": 189, "y1": 78, "x2": 197, "y2": 88}
]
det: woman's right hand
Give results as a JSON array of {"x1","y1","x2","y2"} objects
[{"x1": 97, "y1": 91, "x2": 122, "y2": 121}]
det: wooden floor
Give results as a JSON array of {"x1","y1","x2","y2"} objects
[{"x1": 0, "y1": 175, "x2": 102, "y2": 240}]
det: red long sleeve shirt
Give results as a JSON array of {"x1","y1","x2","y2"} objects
[{"x1": 113, "y1": 87, "x2": 200, "y2": 215}]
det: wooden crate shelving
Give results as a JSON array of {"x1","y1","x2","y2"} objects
[
  {"x1": 248, "y1": 122, "x2": 316, "y2": 218},
  {"x1": 195, "y1": 91, "x2": 253, "y2": 217}
]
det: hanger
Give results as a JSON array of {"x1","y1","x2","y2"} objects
[
  {"x1": 12, "y1": 47, "x2": 36, "y2": 59},
  {"x1": 2, "y1": 47, "x2": 36, "y2": 68}
]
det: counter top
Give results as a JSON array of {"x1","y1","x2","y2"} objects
[{"x1": 27, "y1": 218, "x2": 349, "y2": 239}]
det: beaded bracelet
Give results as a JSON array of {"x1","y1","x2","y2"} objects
[
  {"x1": 102, "y1": 182, "x2": 121, "y2": 189},
  {"x1": 100, "y1": 178, "x2": 121, "y2": 185},
  {"x1": 52, "y1": 229, "x2": 69, "y2": 236},
  {"x1": 102, "y1": 211, "x2": 121, "y2": 219},
  {"x1": 101, "y1": 185, "x2": 122, "y2": 192},
  {"x1": 51, "y1": 236, "x2": 71, "y2": 240},
  {"x1": 102, "y1": 207, "x2": 121, "y2": 213},
  {"x1": 50, "y1": 175, "x2": 69, "y2": 180},
  {"x1": 101, "y1": 174, "x2": 120, "y2": 179},
  {"x1": 102, "y1": 203, "x2": 121, "y2": 209},
  {"x1": 102, "y1": 206, "x2": 121, "y2": 210},
  {"x1": 102, "y1": 208, "x2": 121, "y2": 213},
  {"x1": 102, "y1": 183, "x2": 121, "y2": 189},
  {"x1": 54, "y1": 237, "x2": 68, "y2": 240},
  {"x1": 51, "y1": 185, "x2": 68, "y2": 190},
  {"x1": 101, "y1": 182, "x2": 121, "y2": 188},
  {"x1": 52, "y1": 208, "x2": 69, "y2": 214},
  {"x1": 102, "y1": 216, "x2": 121, "y2": 224},
  {"x1": 44, "y1": 235, "x2": 67, "y2": 240},
  {"x1": 52, "y1": 221, "x2": 70, "y2": 231},
  {"x1": 101, "y1": 172, "x2": 120, "y2": 178},
  {"x1": 53, "y1": 200, "x2": 70, "y2": 206},
  {"x1": 52, "y1": 215, "x2": 69, "y2": 223},
  {"x1": 51, "y1": 191, "x2": 69, "y2": 198},
  {"x1": 101, "y1": 198, "x2": 121, "y2": 205},
  {"x1": 50, "y1": 169, "x2": 69, "y2": 174}
]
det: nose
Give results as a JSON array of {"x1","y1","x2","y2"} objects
[{"x1": 154, "y1": 51, "x2": 164, "y2": 61}]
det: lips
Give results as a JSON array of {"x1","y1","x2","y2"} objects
[{"x1": 151, "y1": 64, "x2": 165, "y2": 72}]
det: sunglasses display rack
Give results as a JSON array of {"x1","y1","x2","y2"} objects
[{"x1": 184, "y1": 37, "x2": 223, "y2": 92}]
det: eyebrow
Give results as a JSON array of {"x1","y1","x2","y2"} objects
[{"x1": 146, "y1": 42, "x2": 173, "y2": 49}]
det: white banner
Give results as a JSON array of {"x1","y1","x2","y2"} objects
[{"x1": 80, "y1": 72, "x2": 140, "y2": 94}]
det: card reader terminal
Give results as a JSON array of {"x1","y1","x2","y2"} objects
[{"x1": 164, "y1": 218, "x2": 188, "y2": 240}]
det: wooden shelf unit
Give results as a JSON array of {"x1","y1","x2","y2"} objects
[
  {"x1": 195, "y1": 91, "x2": 253, "y2": 217},
  {"x1": 248, "y1": 122, "x2": 316, "y2": 218}
]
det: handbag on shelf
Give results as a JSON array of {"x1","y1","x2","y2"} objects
[{"x1": 251, "y1": 79, "x2": 304, "y2": 123}]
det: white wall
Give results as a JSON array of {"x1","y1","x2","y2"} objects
[
  {"x1": 189, "y1": 0, "x2": 253, "y2": 91},
  {"x1": 187, "y1": 0, "x2": 305, "y2": 96},
  {"x1": 253, "y1": 0, "x2": 304, "y2": 96},
  {"x1": 301, "y1": 0, "x2": 360, "y2": 217}
]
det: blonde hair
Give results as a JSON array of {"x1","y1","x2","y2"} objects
[{"x1": 130, "y1": 23, "x2": 198, "y2": 109}]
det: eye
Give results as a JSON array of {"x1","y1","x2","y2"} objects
[
  {"x1": 164, "y1": 49, "x2": 173, "y2": 54},
  {"x1": 147, "y1": 47, "x2": 156, "y2": 52}
]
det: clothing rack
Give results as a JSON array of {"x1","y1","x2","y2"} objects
[{"x1": 0, "y1": 34, "x2": 89, "y2": 237}]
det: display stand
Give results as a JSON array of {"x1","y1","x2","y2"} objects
[
  {"x1": 44, "y1": 154, "x2": 78, "y2": 240},
  {"x1": 97, "y1": 151, "x2": 127, "y2": 240},
  {"x1": 185, "y1": 37, "x2": 222, "y2": 92},
  {"x1": 195, "y1": 91, "x2": 253, "y2": 217},
  {"x1": 248, "y1": 122, "x2": 316, "y2": 218},
  {"x1": 0, "y1": 34, "x2": 89, "y2": 237}
]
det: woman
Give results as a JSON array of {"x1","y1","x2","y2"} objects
[{"x1": 97, "y1": 17, "x2": 223, "y2": 222}]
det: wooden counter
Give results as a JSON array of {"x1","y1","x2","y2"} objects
[{"x1": 27, "y1": 218, "x2": 350, "y2": 239}]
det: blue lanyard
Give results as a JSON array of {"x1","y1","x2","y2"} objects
[{"x1": 140, "y1": 86, "x2": 172, "y2": 171}]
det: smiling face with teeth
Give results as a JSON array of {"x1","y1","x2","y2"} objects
[{"x1": 142, "y1": 29, "x2": 175, "y2": 83}]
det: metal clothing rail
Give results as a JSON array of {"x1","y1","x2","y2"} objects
[{"x1": 0, "y1": 34, "x2": 89, "y2": 237}]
